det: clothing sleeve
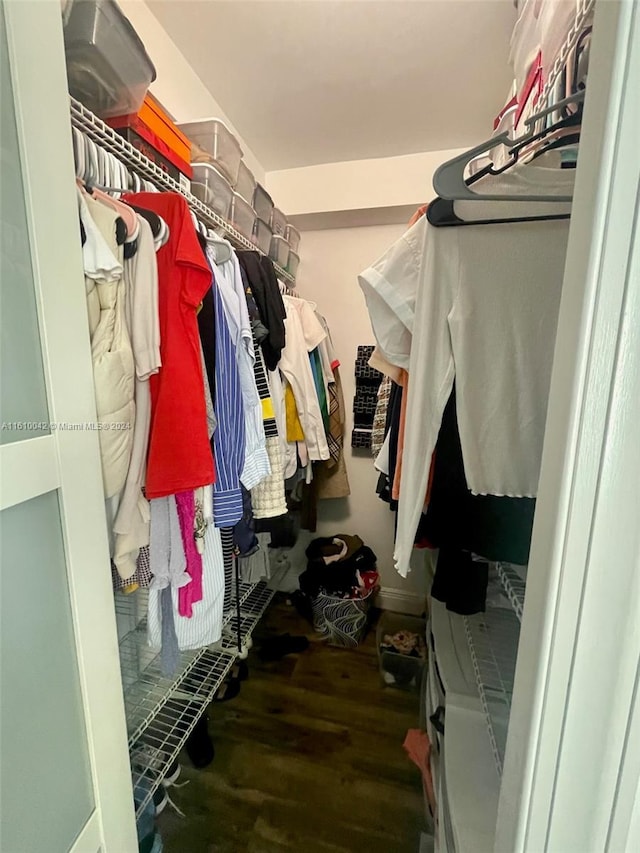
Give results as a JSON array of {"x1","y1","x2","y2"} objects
[
  {"x1": 175, "y1": 199, "x2": 212, "y2": 307},
  {"x1": 131, "y1": 217, "x2": 161, "y2": 380},
  {"x1": 279, "y1": 308, "x2": 330, "y2": 461},
  {"x1": 357, "y1": 216, "x2": 426, "y2": 370},
  {"x1": 299, "y1": 301, "x2": 327, "y2": 351},
  {"x1": 77, "y1": 187, "x2": 122, "y2": 282},
  {"x1": 368, "y1": 346, "x2": 403, "y2": 384},
  {"x1": 394, "y1": 228, "x2": 457, "y2": 577},
  {"x1": 212, "y1": 284, "x2": 246, "y2": 527},
  {"x1": 259, "y1": 256, "x2": 287, "y2": 363}
]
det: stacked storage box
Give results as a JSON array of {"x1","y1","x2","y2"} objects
[
  {"x1": 190, "y1": 162, "x2": 233, "y2": 219},
  {"x1": 252, "y1": 184, "x2": 275, "y2": 261},
  {"x1": 108, "y1": 93, "x2": 192, "y2": 190},
  {"x1": 285, "y1": 224, "x2": 301, "y2": 277},
  {"x1": 179, "y1": 118, "x2": 243, "y2": 186},
  {"x1": 63, "y1": 0, "x2": 156, "y2": 119},
  {"x1": 179, "y1": 119, "x2": 261, "y2": 242}
]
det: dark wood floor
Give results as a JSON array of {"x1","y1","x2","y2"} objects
[{"x1": 159, "y1": 597, "x2": 426, "y2": 853}]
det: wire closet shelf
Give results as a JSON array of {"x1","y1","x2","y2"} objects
[
  {"x1": 464, "y1": 606, "x2": 520, "y2": 776},
  {"x1": 116, "y1": 579, "x2": 275, "y2": 817},
  {"x1": 69, "y1": 96, "x2": 295, "y2": 283},
  {"x1": 535, "y1": 0, "x2": 595, "y2": 113}
]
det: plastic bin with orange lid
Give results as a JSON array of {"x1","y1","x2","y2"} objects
[{"x1": 108, "y1": 93, "x2": 191, "y2": 174}]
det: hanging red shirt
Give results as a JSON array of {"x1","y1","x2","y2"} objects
[{"x1": 123, "y1": 192, "x2": 214, "y2": 498}]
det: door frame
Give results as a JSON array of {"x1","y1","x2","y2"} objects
[
  {"x1": 497, "y1": 1, "x2": 640, "y2": 851},
  {"x1": 1, "y1": 1, "x2": 136, "y2": 849}
]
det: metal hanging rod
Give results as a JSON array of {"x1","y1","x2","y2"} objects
[{"x1": 69, "y1": 96, "x2": 295, "y2": 283}]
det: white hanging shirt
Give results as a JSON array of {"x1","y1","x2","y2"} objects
[
  {"x1": 358, "y1": 216, "x2": 427, "y2": 370},
  {"x1": 279, "y1": 295, "x2": 330, "y2": 461},
  {"x1": 381, "y1": 165, "x2": 575, "y2": 576}
]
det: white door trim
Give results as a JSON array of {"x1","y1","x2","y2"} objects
[
  {"x1": 496, "y1": 1, "x2": 640, "y2": 851},
  {"x1": 0, "y1": 436, "x2": 60, "y2": 510},
  {"x1": 3, "y1": 2, "x2": 137, "y2": 850},
  {"x1": 70, "y1": 814, "x2": 104, "y2": 853}
]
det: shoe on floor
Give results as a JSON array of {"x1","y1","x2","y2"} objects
[
  {"x1": 153, "y1": 786, "x2": 168, "y2": 816},
  {"x1": 162, "y1": 759, "x2": 181, "y2": 787},
  {"x1": 258, "y1": 633, "x2": 310, "y2": 661},
  {"x1": 185, "y1": 713, "x2": 215, "y2": 769},
  {"x1": 213, "y1": 677, "x2": 241, "y2": 703},
  {"x1": 231, "y1": 660, "x2": 249, "y2": 681}
]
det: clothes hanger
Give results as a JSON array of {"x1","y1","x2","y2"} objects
[
  {"x1": 129, "y1": 203, "x2": 162, "y2": 238},
  {"x1": 432, "y1": 91, "x2": 585, "y2": 203},
  {"x1": 427, "y1": 138, "x2": 575, "y2": 228},
  {"x1": 486, "y1": 105, "x2": 582, "y2": 177},
  {"x1": 90, "y1": 185, "x2": 138, "y2": 238},
  {"x1": 204, "y1": 228, "x2": 232, "y2": 264}
]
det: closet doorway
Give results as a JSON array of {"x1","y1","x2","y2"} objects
[{"x1": 0, "y1": 4, "x2": 136, "y2": 851}]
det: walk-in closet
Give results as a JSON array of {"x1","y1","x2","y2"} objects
[{"x1": 1, "y1": 1, "x2": 638, "y2": 852}]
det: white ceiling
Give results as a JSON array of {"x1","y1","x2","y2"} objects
[{"x1": 148, "y1": 0, "x2": 516, "y2": 171}]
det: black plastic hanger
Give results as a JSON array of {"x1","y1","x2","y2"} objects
[
  {"x1": 427, "y1": 197, "x2": 571, "y2": 228},
  {"x1": 129, "y1": 204, "x2": 162, "y2": 239}
]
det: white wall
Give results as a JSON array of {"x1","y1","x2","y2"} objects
[
  {"x1": 298, "y1": 224, "x2": 429, "y2": 611},
  {"x1": 267, "y1": 148, "x2": 466, "y2": 220},
  {"x1": 118, "y1": 0, "x2": 265, "y2": 179}
]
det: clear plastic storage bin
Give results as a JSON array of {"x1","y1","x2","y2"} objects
[
  {"x1": 271, "y1": 207, "x2": 287, "y2": 236},
  {"x1": 178, "y1": 119, "x2": 243, "y2": 186},
  {"x1": 231, "y1": 193, "x2": 257, "y2": 240},
  {"x1": 377, "y1": 612, "x2": 427, "y2": 691},
  {"x1": 253, "y1": 219, "x2": 273, "y2": 255},
  {"x1": 285, "y1": 223, "x2": 301, "y2": 253},
  {"x1": 253, "y1": 184, "x2": 274, "y2": 223},
  {"x1": 287, "y1": 251, "x2": 300, "y2": 278},
  {"x1": 235, "y1": 161, "x2": 256, "y2": 204},
  {"x1": 190, "y1": 162, "x2": 233, "y2": 219},
  {"x1": 63, "y1": 0, "x2": 156, "y2": 118},
  {"x1": 269, "y1": 235, "x2": 290, "y2": 268}
]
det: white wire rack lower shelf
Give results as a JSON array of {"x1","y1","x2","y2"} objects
[
  {"x1": 464, "y1": 606, "x2": 520, "y2": 775},
  {"x1": 495, "y1": 562, "x2": 527, "y2": 622},
  {"x1": 130, "y1": 646, "x2": 236, "y2": 818},
  {"x1": 221, "y1": 582, "x2": 276, "y2": 652},
  {"x1": 121, "y1": 580, "x2": 275, "y2": 817}
]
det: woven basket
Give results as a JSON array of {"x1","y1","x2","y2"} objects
[{"x1": 312, "y1": 588, "x2": 377, "y2": 648}]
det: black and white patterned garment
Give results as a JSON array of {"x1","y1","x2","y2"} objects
[
  {"x1": 252, "y1": 336, "x2": 278, "y2": 438},
  {"x1": 111, "y1": 545, "x2": 152, "y2": 593},
  {"x1": 220, "y1": 527, "x2": 236, "y2": 611}
]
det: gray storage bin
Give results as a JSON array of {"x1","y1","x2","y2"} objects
[
  {"x1": 63, "y1": 0, "x2": 156, "y2": 118},
  {"x1": 235, "y1": 161, "x2": 256, "y2": 205},
  {"x1": 230, "y1": 192, "x2": 257, "y2": 240},
  {"x1": 287, "y1": 251, "x2": 300, "y2": 278},
  {"x1": 253, "y1": 219, "x2": 273, "y2": 255},
  {"x1": 179, "y1": 119, "x2": 243, "y2": 185},
  {"x1": 253, "y1": 183, "x2": 274, "y2": 223},
  {"x1": 271, "y1": 207, "x2": 287, "y2": 236},
  {"x1": 269, "y1": 235, "x2": 289, "y2": 268},
  {"x1": 377, "y1": 612, "x2": 426, "y2": 691},
  {"x1": 191, "y1": 162, "x2": 233, "y2": 219},
  {"x1": 285, "y1": 223, "x2": 301, "y2": 253}
]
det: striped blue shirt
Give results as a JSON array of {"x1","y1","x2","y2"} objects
[{"x1": 208, "y1": 248, "x2": 246, "y2": 527}]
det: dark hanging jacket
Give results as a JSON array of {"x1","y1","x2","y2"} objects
[{"x1": 237, "y1": 251, "x2": 286, "y2": 370}]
